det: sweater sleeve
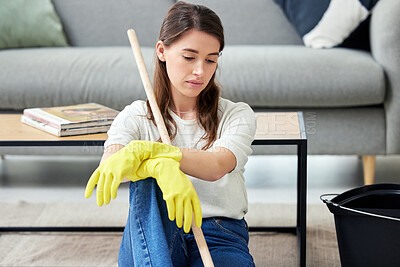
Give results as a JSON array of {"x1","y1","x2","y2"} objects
[
  {"x1": 104, "y1": 101, "x2": 147, "y2": 148},
  {"x1": 212, "y1": 100, "x2": 256, "y2": 173}
]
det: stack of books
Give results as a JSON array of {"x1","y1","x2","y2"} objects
[{"x1": 21, "y1": 103, "x2": 119, "y2": 137}]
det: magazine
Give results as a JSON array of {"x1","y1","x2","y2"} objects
[
  {"x1": 21, "y1": 115, "x2": 111, "y2": 137},
  {"x1": 23, "y1": 103, "x2": 119, "y2": 130}
]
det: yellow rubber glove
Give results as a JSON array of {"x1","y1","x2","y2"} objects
[
  {"x1": 85, "y1": 140, "x2": 182, "y2": 206},
  {"x1": 137, "y1": 158, "x2": 202, "y2": 233}
]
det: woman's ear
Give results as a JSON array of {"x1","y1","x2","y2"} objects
[{"x1": 156, "y1": 41, "x2": 166, "y2": 62}]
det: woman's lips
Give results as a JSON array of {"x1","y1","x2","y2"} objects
[{"x1": 186, "y1": 80, "x2": 203, "y2": 88}]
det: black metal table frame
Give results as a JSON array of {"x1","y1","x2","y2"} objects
[
  {"x1": 250, "y1": 111, "x2": 307, "y2": 267},
  {"x1": 0, "y1": 112, "x2": 307, "y2": 267}
]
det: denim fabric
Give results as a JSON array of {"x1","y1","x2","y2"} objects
[{"x1": 118, "y1": 179, "x2": 255, "y2": 267}]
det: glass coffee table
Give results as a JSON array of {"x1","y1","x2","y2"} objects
[
  {"x1": 252, "y1": 112, "x2": 307, "y2": 267},
  {"x1": 0, "y1": 112, "x2": 307, "y2": 266}
]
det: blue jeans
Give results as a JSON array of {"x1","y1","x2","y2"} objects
[{"x1": 118, "y1": 179, "x2": 255, "y2": 267}]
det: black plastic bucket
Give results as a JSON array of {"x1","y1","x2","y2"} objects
[{"x1": 321, "y1": 183, "x2": 400, "y2": 267}]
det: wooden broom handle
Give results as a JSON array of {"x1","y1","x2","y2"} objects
[{"x1": 127, "y1": 29, "x2": 214, "y2": 267}]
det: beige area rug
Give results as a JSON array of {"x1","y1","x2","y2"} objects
[{"x1": 0, "y1": 202, "x2": 340, "y2": 267}]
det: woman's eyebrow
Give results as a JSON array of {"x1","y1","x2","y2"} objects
[{"x1": 182, "y1": 48, "x2": 219, "y2": 56}]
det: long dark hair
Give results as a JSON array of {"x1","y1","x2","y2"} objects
[{"x1": 147, "y1": 1, "x2": 224, "y2": 150}]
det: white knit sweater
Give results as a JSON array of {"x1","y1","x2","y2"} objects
[{"x1": 105, "y1": 97, "x2": 256, "y2": 219}]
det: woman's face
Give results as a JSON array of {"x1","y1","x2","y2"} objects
[{"x1": 157, "y1": 29, "x2": 220, "y2": 104}]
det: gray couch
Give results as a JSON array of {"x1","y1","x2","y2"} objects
[{"x1": 1, "y1": 0, "x2": 399, "y2": 182}]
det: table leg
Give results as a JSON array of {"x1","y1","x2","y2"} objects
[
  {"x1": 297, "y1": 140, "x2": 307, "y2": 267},
  {"x1": 0, "y1": 154, "x2": 9, "y2": 186}
]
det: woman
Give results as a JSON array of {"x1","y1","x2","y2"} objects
[{"x1": 85, "y1": 2, "x2": 256, "y2": 266}]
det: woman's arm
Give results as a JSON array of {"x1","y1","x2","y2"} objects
[
  {"x1": 100, "y1": 143, "x2": 235, "y2": 183},
  {"x1": 179, "y1": 146, "x2": 236, "y2": 182},
  {"x1": 100, "y1": 144, "x2": 124, "y2": 163}
]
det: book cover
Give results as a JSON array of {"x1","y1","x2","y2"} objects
[
  {"x1": 21, "y1": 115, "x2": 111, "y2": 137},
  {"x1": 23, "y1": 103, "x2": 119, "y2": 130}
]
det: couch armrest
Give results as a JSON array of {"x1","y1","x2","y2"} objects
[{"x1": 370, "y1": 0, "x2": 400, "y2": 154}]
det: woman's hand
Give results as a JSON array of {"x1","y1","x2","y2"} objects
[
  {"x1": 85, "y1": 140, "x2": 183, "y2": 206},
  {"x1": 137, "y1": 157, "x2": 202, "y2": 233}
]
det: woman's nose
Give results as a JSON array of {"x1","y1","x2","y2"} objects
[{"x1": 192, "y1": 61, "x2": 204, "y2": 76}]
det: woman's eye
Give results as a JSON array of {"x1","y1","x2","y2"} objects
[
  {"x1": 206, "y1": 59, "x2": 217, "y2": 64},
  {"x1": 183, "y1": 56, "x2": 195, "y2": 61}
]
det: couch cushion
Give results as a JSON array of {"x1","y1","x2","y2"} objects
[
  {"x1": 0, "y1": 46, "x2": 385, "y2": 111},
  {"x1": 218, "y1": 46, "x2": 385, "y2": 108},
  {"x1": 0, "y1": 0, "x2": 68, "y2": 49},
  {"x1": 0, "y1": 47, "x2": 152, "y2": 111},
  {"x1": 273, "y1": 0, "x2": 379, "y2": 50},
  {"x1": 52, "y1": 0, "x2": 302, "y2": 47},
  {"x1": 186, "y1": 0, "x2": 303, "y2": 45},
  {"x1": 52, "y1": 0, "x2": 174, "y2": 47}
]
